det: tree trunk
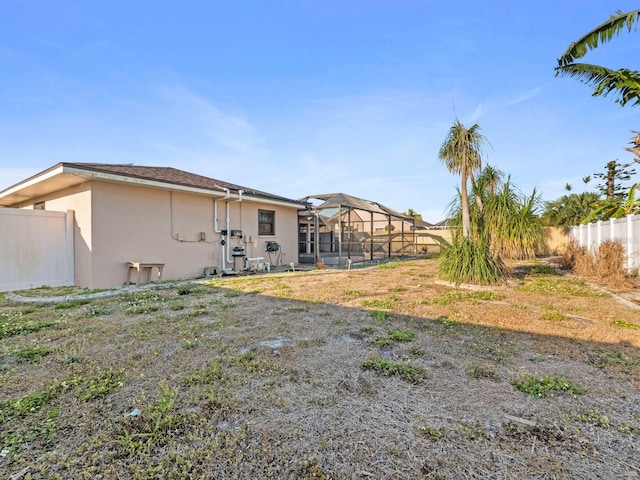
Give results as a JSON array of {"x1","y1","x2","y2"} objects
[{"x1": 461, "y1": 156, "x2": 471, "y2": 238}]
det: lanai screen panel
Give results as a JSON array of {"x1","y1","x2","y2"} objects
[{"x1": 299, "y1": 193, "x2": 417, "y2": 266}]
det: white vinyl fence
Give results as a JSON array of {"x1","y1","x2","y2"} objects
[
  {"x1": 569, "y1": 214, "x2": 640, "y2": 272},
  {"x1": 0, "y1": 208, "x2": 75, "y2": 292}
]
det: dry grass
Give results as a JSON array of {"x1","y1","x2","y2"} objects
[
  {"x1": 561, "y1": 239, "x2": 631, "y2": 289},
  {"x1": 1, "y1": 257, "x2": 640, "y2": 479}
]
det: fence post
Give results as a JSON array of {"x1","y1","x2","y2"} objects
[
  {"x1": 609, "y1": 217, "x2": 614, "y2": 243},
  {"x1": 628, "y1": 214, "x2": 635, "y2": 271}
]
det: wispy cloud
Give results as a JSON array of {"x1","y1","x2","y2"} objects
[
  {"x1": 468, "y1": 87, "x2": 543, "y2": 122},
  {"x1": 158, "y1": 86, "x2": 264, "y2": 154}
]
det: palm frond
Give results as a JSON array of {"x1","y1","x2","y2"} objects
[
  {"x1": 555, "y1": 63, "x2": 640, "y2": 106},
  {"x1": 557, "y1": 10, "x2": 640, "y2": 66}
]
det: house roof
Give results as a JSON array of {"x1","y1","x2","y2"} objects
[{"x1": 0, "y1": 162, "x2": 306, "y2": 208}]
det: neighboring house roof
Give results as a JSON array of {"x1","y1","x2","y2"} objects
[
  {"x1": 427, "y1": 219, "x2": 449, "y2": 229},
  {"x1": 0, "y1": 162, "x2": 306, "y2": 208}
]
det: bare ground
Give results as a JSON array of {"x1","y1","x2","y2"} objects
[{"x1": 1, "y1": 257, "x2": 639, "y2": 479}]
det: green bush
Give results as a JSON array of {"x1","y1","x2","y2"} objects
[{"x1": 438, "y1": 237, "x2": 507, "y2": 285}]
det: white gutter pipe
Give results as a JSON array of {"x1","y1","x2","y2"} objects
[
  {"x1": 226, "y1": 190, "x2": 244, "y2": 266},
  {"x1": 214, "y1": 188, "x2": 230, "y2": 270}
]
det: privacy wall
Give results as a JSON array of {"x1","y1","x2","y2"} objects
[
  {"x1": 570, "y1": 215, "x2": 640, "y2": 271},
  {"x1": 0, "y1": 208, "x2": 75, "y2": 291}
]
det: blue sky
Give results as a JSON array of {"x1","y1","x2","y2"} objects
[{"x1": 1, "y1": 1, "x2": 639, "y2": 222}]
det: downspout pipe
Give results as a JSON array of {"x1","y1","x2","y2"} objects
[
  {"x1": 226, "y1": 190, "x2": 244, "y2": 266},
  {"x1": 214, "y1": 187, "x2": 230, "y2": 270},
  {"x1": 214, "y1": 187, "x2": 230, "y2": 233}
]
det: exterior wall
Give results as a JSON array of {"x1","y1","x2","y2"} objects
[
  {"x1": 237, "y1": 202, "x2": 299, "y2": 268},
  {"x1": 42, "y1": 184, "x2": 93, "y2": 288},
  {"x1": 540, "y1": 227, "x2": 569, "y2": 256},
  {"x1": 415, "y1": 228, "x2": 453, "y2": 254},
  {"x1": 415, "y1": 227, "x2": 568, "y2": 257},
  {"x1": 4, "y1": 178, "x2": 302, "y2": 289},
  {"x1": 87, "y1": 183, "x2": 300, "y2": 288},
  {"x1": 0, "y1": 208, "x2": 74, "y2": 291}
]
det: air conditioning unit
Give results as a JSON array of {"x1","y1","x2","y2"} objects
[{"x1": 265, "y1": 241, "x2": 280, "y2": 252}]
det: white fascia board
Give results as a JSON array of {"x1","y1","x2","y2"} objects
[{"x1": 0, "y1": 165, "x2": 65, "y2": 197}]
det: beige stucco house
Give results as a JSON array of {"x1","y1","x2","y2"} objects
[{"x1": 0, "y1": 163, "x2": 305, "y2": 289}]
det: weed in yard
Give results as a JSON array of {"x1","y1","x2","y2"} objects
[
  {"x1": 360, "y1": 356, "x2": 427, "y2": 383},
  {"x1": 77, "y1": 368, "x2": 125, "y2": 402},
  {"x1": 0, "y1": 381, "x2": 70, "y2": 421},
  {"x1": 373, "y1": 330, "x2": 416, "y2": 347},
  {"x1": 345, "y1": 289, "x2": 365, "y2": 297},
  {"x1": 469, "y1": 335, "x2": 517, "y2": 363},
  {"x1": 286, "y1": 306, "x2": 307, "y2": 313},
  {"x1": 434, "y1": 290, "x2": 501, "y2": 306},
  {"x1": 434, "y1": 315, "x2": 460, "y2": 326},
  {"x1": 407, "y1": 345, "x2": 424, "y2": 356},
  {"x1": 182, "y1": 304, "x2": 210, "y2": 318},
  {"x1": 369, "y1": 310, "x2": 392, "y2": 322},
  {"x1": 618, "y1": 421, "x2": 640, "y2": 437},
  {"x1": 569, "y1": 408, "x2": 610, "y2": 428},
  {"x1": 586, "y1": 349, "x2": 636, "y2": 370},
  {"x1": 453, "y1": 423, "x2": 486, "y2": 441},
  {"x1": 126, "y1": 304, "x2": 161, "y2": 315},
  {"x1": 223, "y1": 291, "x2": 241, "y2": 298},
  {"x1": 274, "y1": 284, "x2": 293, "y2": 298},
  {"x1": 373, "y1": 337, "x2": 394, "y2": 347},
  {"x1": 388, "y1": 330, "x2": 416, "y2": 342},
  {"x1": 181, "y1": 340, "x2": 198, "y2": 350},
  {"x1": 83, "y1": 303, "x2": 112, "y2": 317},
  {"x1": 169, "y1": 302, "x2": 185, "y2": 311},
  {"x1": 20, "y1": 307, "x2": 39, "y2": 315},
  {"x1": 113, "y1": 383, "x2": 191, "y2": 455},
  {"x1": 362, "y1": 297, "x2": 397, "y2": 309},
  {"x1": 61, "y1": 350, "x2": 83, "y2": 365},
  {"x1": 177, "y1": 285, "x2": 203, "y2": 296},
  {"x1": 218, "y1": 301, "x2": 236, "y2": 311},
  {"x1": 377, "y1": 261, "x2": 400, "y2": 270},
  {"x1": 420, "y1": 425, "x2": 445, "y2": 442},
  {"x1": 541, "y1": 312, "x2": 569, "y2": 322},
  {"x1": 15, "y1": 346, "x2": 50, "y2": 363},
  {"x1": 521, "y1": 264, "x2": 562, "y2": 276},
  {"x1": 121, "y1": 291, "x2": 166, "y2": 315},
  {"x1": 510, "y1": 372, "x2": 582, "y2": 398},
  {"x1": 389, "y1": 285, "x2": 406, "y2": 292},
  {"x1": 186, "y1": 360, "x2": 229, "y2": 385},
  {"x1": 0, "y1": 312, "x2": 56, "y2": 339},
  {"x1": 610, "y1": 318, "x2": 638, "y2": 329},
  {"x1": 518, "y1": 278, "x2": 603, "y2": 297},
  {"x1": 361, "y1": 326, "x2": 376, "y2": 335},
  {"x1": 466, "y1": 363, "x2": 497, "y2": 380},
  {"x1": 54, "y1": 299, "x2": 90, "y2": 309}
]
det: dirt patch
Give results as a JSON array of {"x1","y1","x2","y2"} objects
[{"x1": 1, "y1": 258, "x2": 639, "y2": 478}]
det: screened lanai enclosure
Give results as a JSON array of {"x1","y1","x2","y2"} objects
[{"x1": 298, "y1": 193, "x2": 420, "y2": 266}]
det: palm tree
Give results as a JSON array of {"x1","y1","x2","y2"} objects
[
  {"x1": 447, "y1": 169, "x2": 544, "y2": 260},
  {"x1": 541, "y1": 192, "x2": 601, "y2": 226},
  {"x1": 438, "y1": 120, "x2": 488, "y2": 238},
  {"x1": 555, "y1": 10, "x2": 640, "y2": 106}
]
